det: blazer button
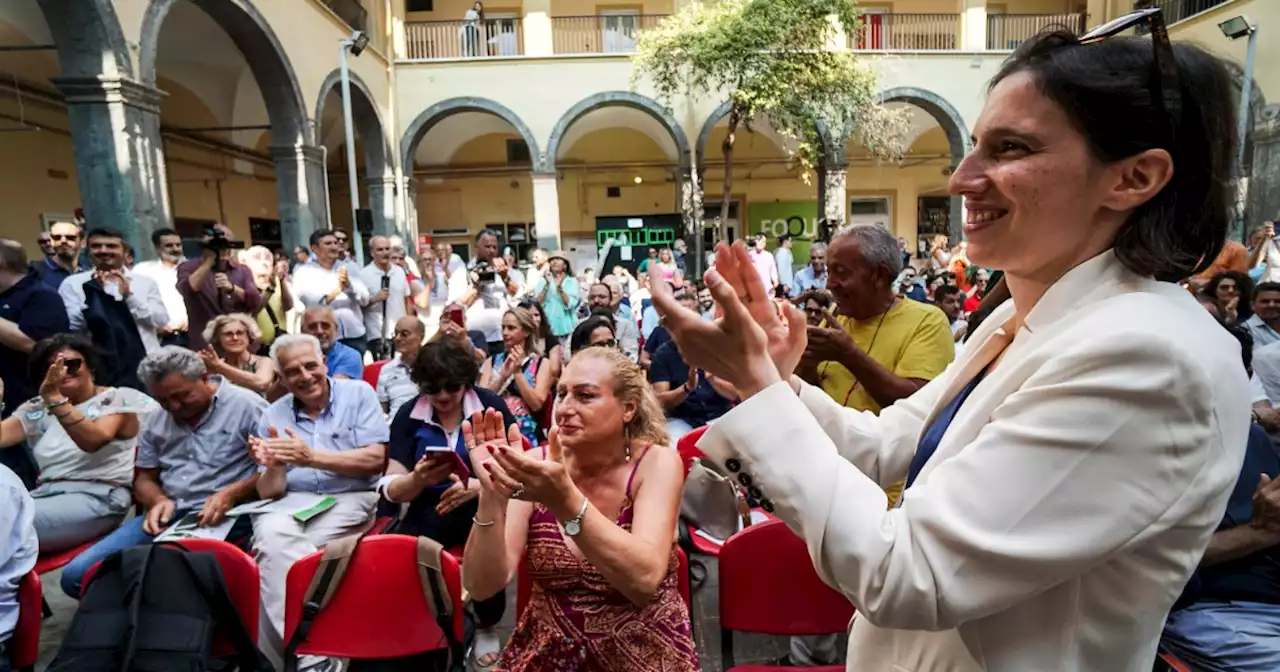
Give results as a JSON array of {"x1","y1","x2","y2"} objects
[
  {"x1": 747, "y1": 486, "x2": 763, "y2": 500},
  {"x1": 737, "y1": 473, "x2": 753, "y2": 487},
  {"x1": 725, "y1": 458, "x2": 742, "y2": 473},
  {"x1": 760, "y1": 498, "x2": 775, "y2": 513}
]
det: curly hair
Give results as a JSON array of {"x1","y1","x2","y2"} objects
[
  {"x1": 30, "y1": 333, "x2": 103, "y2": 387},
  {"x1": 568, "y1": 346, "x2": 669, "y2": 448},
  {"x1": 411, "y1": 337, "x2": 481, "y2": 393},
  {"x1": 202, "y1": 312, "x2": 261, "y2": 351}
]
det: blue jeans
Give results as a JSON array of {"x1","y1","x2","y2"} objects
[{"x1": 59, "y1": 515, "x2": 153, "y2": 598}]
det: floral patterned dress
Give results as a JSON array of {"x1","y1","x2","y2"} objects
[
  {"x1": 495, "y1": 450, "x2": 698, "y2": 672},
  {"x1": 492, "y1": 352, "x2": 544, "y2": 444}
]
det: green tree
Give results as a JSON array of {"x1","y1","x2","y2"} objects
[{"x1": 633, "y1": 0, "x2": 908, "y2": 243}]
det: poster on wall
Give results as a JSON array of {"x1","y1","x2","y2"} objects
[{"x1": 746, "y1": 201, "x2": 819, "y2": 278}]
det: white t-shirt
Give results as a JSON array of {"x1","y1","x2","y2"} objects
[
  {"x1": 131, "y1": 259, "x2": 187, "y2": 329},
  {"x1": 17, "y1": 387, "x2": 157, "y2": 485},
  {"x1": 359, "y1": 262, "x2": 413, "y2": 341}
]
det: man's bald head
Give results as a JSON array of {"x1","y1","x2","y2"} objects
[{"x1": 393, "y1": 315, "x2": 425, "y2": 358}]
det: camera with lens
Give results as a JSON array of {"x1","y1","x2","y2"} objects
[
  {"x1": 203, "y1": 226, "x2": 245, "y2": 252},
  {"x1": 473, "y1": 260, "x2": 496, "y2": 284}
]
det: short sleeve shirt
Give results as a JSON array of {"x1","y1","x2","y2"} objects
[
  {"x1": 136, "y1": 378, "x2": 267, "y2": 509},
  {"x1": 17, "y1": 387, "x2": 156, "y2": 485},
  {"x1": 325, "y1": 342, "x2": 364, "y2": 379},
  {"x1": 257, "y1": 378, "x2": 388, "y2": 494},
  {"x1": 649, "y1": 341, "x2": 734, "y2": 427}
]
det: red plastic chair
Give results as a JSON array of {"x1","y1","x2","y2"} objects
[
  {"x1": 283, "y1": 534, "x2": 465, "y2": 662},
  {"x1": 515, "y1": 546, "x2": 691, "y2": 617},
  {"x1": 718, "y1": 519, "x2": 853, "y2": 671},
  {"x1": 1159, "y1": 652, "x2": 1192, "y2": 672},
  {"x1": 34, "y1": 538, "x2": 100, "y2": 575},
  {"x1": 12, "y1": 571, "x2": 41, "y2": 671},
  {"x1": 80, "y1": 539, "x2": 261, "y2": 659},
  {"x1": 362, "y1": 359, "x2": 390, "y2": 389}
]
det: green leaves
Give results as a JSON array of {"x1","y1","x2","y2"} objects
[{"x1": 633, "y1": 0, "x2": 909, "y2": 174}]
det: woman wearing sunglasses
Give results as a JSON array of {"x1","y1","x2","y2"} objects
[
  {"x1": 381, "y1": 337, "x2": 517, "y2": 668},
  {"x1": 0, "y1": 333, "x2": 156, "y2": 552},
  {"x1": 651, "y1": 13, "x2": 1245, "y2": 671},
  {"x1": 570, "y1": 312, "x2": 620, "y2": 356}
]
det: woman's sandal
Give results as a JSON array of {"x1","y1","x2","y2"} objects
[{"x1": 473, "y1": 627, "x2": 502, "y2": 668}]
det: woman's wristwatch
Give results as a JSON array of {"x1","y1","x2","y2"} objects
[{"x1": 560, "y1": 497, "x2": 589, "y2": 537}]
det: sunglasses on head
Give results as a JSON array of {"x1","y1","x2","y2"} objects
[
  {"x1": 1078, "y1": 8, "x2": 1181, "y2": 140},
  {"x1": 424, "y1": 382, "x2": 464, "y2": 395}
]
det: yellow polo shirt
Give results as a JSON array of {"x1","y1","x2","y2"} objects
[{"x1": 818, "y1": 298, "x2": 956, "y2": 503}]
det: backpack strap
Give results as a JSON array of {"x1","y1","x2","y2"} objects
[
  {"x1": 415, "y1": 536, "x2": 462, "y2": 669},
  {"x1": 283, "y1": 531, "x2": 366, "y2": 672},
  {"x1": 119, "y1": 544, "x2": 160, "y2": 672},
  {"x1": 161, "y1": 544, "x2": 273, "y2": 672}
]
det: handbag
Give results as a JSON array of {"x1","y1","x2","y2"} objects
[{"x1": 680, "y1": 457, "x2": 752, "y2": 542}]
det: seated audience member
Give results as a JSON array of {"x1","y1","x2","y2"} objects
[
  {"x1": 479, "y1": 308, "x2": 552, "y2": 446},
  {"x1": 962, "y1": 267, "x2": 990, "y2": 313},
  {"x1": 0, "y1": 335, "x2": 156, "y2": 553},
  {"x1": 933, "y1": 284, "x2": 968, "y2": 342},
  {"x1": 1161, "y1": 323, "x2": 1280, "y2": 671},
  {"x1": 570, "y1": 313, "x2": 619, "y2": 356},
  {"x1": 795, "y1": 289, "x2": 835, "y2": 328},
  {"x1": 638, "y1": 284, "x2": 689, "y2": 370},
  {"x1": 381, "y1": 338, "x2": 517, "y2": 668},
  {"x1": 431, "y1": 302, "x2": 489, "y2": 363},
  {"x1": 377, "y1": 315, "x2": 426, "y2": 418},
  {"x1": 1205, "y1": 270, "x2": 1254, "y2": 325},
  {"x1": 462, "y1": 348, "x2": 696, "y2": 671},
  {"x1": 59, "y1": 346, "x2": 266, "y2": 598},
  {"x1": 649, "y1": 331, "x2": 736, "y2": 442},
  {"x1": 0, "y1": 463, "x2": 36, "y2": 671},
  {"x1": 300, "y1": 306, "x2": 362, "y2": 379},
  {"x1": 587, "y1": 281, "x2": 638, "y2": 361},
  {"x1": 251, "y1": 334, "x2": 387, "y2": 668},
  {"x1": 1246, "y1": 282, "x2": 1280, "y2": 351},
  {"x1": 198, "y1": 313, "x2": 276, "y2": 396}
]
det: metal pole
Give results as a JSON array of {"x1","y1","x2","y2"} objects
[
  {"x1": 339, "y1": 39, "x2": 365, "y2": 266},
  {"x1": 1234, "y1": 26, "x2": 1257, "y2": 242}
]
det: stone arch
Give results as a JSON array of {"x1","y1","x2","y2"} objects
[
  {"x1": 544, "y1": 91, "x2": 689, "y2": 171},
  {"x1": 36, "y1": 0, "x2": 133, "y2": 79},
  {"x1": 314, "y1": 68, "x2": 394, "y2": 179},
  {"x1": 875, "y1": 86, "x2": 970, "y2": 242},
  {"x1": 138, "y1": 0, "x2": 311, "y2": 146},
  {"x1": 400, "y1": 97, "x2": 543, "y2": 173},
  {"x1": 694, "y1": 100, "x2": 834, "y2": 169}
]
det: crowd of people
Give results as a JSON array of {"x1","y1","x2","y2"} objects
[{"x1": 0, "y1": 11, "x2": 1277, "y2": 672}]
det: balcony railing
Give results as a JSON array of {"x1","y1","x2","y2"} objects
[
  {"x1": 322, "y1": 0, "x2": 367, "y2": 33},
  {"x1": 551, "y1": 15, "x2": 668, "y2": 54},
  {"x1": 405, "y1": 19, "x2": 524, "y2": 60},
  {"x1": 1141, "y1": 0, "x2": 1231, "y2": 25},
  {"x1": 986, "y1": 13, "x2": 1086, "y2": 49},
  {"x1": 851, "y1": 14, "x2": 959, "y2": 51}
]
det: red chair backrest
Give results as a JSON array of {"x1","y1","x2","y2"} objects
[
  {"x1": 79, "y1": 539, "x2": 261, "y2": 658},
  {"x1": 283, "y1": 534, "x2": 464, "y2": 660},
  {"x1": 718, "y1": 519, "x2": 854, "y2": 635},
  {"x1": 676, "y1": 425, "x2": 709, "y2": 477},
  {"x1": 515, "y1": 546, "x2": 692, "y2": 617},
  {"x1": 12, "y1": 571, "x2": 41, "y2": 667},
  {"x1": 362, "y1": 359, "x2": 390, "y2": 388}
]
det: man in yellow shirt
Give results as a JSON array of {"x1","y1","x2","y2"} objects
[{"x1": 786, "y1": 224, "x2": 955, "y2": 666}]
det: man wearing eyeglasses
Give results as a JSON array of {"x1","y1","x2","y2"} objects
[
  {"x1": 34, "y1": 221, "x2": 89, "y2": 291},
  {"x1": 584, "y1": 281, "x2": 638, "y2": 361}
]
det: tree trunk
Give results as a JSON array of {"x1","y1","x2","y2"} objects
[{"x1": 719, "y1": 102, "x2": 742, "y2": 245}]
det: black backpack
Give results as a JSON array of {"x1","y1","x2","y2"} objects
[
  {"x1": 48, "y1": 543, "x2": 272, "y2": 672},
  {"x1": 283, "y1": 533, "x2": 466, "y2": 672}
]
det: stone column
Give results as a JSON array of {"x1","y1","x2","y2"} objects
[
  {"x1": 53, "y1": 76, "x2": 172, "y2": 261},
  {"x1": 532, "y1": 172, "x2": 561, "y2": 251},
  {"x1": 961, "y1": 0, "x2": 989, "y2": 51},
  {"x1": 951, "y1": 195, "x2": 965, "y2": 243},
  {"x1": 270, "y1": 144, "x2": 329, "y2": 252},
  {"x1": 822, "y1": 164, "x2": 848, "y2": 229},
  {"x1": 522, "y1": 0, "x2": 554, "y2": 57},
  {"x1": 365, "y1": 175, "x2": 399, "y2": 237},
  {"x1": 402, "y1": 175, "x2": 420, "y2": 244}
]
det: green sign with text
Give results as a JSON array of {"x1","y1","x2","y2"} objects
[{"x1": 747, "y1": 201, "x2": 819, "y2": 282}]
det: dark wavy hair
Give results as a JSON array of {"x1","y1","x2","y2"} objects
[
  {"x1": 1205, "y1": 270, "x2": 1254, "y2": 322},
  {"x1": 30, "y1": 333, "x2": 102, "y2": 387},
  {"x1": 410, "y1": 337, "x2": 480, "y2": 393},
  {"x1": 991, "y1": 29, "x2": 1237, "y2": 282},
  {"x1": 570, "y1": 314, "x2": 617, "y2": 355}
]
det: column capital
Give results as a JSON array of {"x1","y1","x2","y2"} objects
[
  {"x1": 364, "y1": 175, "x2": 399, "y2": 189},
  {"x1": 269, "y1": 144, "x2": 326, "y2": 165},
  {"x1": 52, "y1": 76, "x2": 167, "y2": 114}
]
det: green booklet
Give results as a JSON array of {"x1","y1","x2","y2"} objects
[{"x1": 291, "y1": 496, "x2": 337, "y2": 523}]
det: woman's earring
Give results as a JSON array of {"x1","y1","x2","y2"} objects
[{"x1": 624, "y1": 425, "x2": 633, "y2": 462}]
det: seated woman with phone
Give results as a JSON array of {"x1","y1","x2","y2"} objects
[
  {"x1": 0, "y1": 334, "x2": 156, "y2": 552},
  {"x1": 380, "y1": 337, "x2": 518, "y2": 668}
]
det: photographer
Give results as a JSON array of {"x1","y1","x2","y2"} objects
[
  {"x1": 457, "y1": 229, "x2": 519, "y2": 355},
  {"x1": 177, "y1": 224, "x2": 260, "y2": 350}
]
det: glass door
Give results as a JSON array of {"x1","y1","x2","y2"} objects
[{"x1": 600, "y1": 10, "x2": 640, "y2": 53}]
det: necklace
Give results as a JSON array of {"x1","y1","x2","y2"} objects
[{"x1": 819, "y1": 303, "x2": 892, "y2": 408}]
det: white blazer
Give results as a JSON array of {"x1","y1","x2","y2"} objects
[{"x1": 698, "y1": 251, "x2": 1250, "y2": 671}]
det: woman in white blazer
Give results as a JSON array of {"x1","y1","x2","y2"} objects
[{"x1": 650, "y1": 13, "x2": 1249, "y2": 672}]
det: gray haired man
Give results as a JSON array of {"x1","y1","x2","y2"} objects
[{"x1": 58, "y1": 346, "x2": 268, "y2": 598}]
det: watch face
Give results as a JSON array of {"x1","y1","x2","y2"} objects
[{"x1": 564, "y1": 519, "x2": 582, "y2": 536}]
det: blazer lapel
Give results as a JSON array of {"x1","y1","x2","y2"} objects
[{"x1": 920, "y1": 318, "x2": 1016, "y2": 432}]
